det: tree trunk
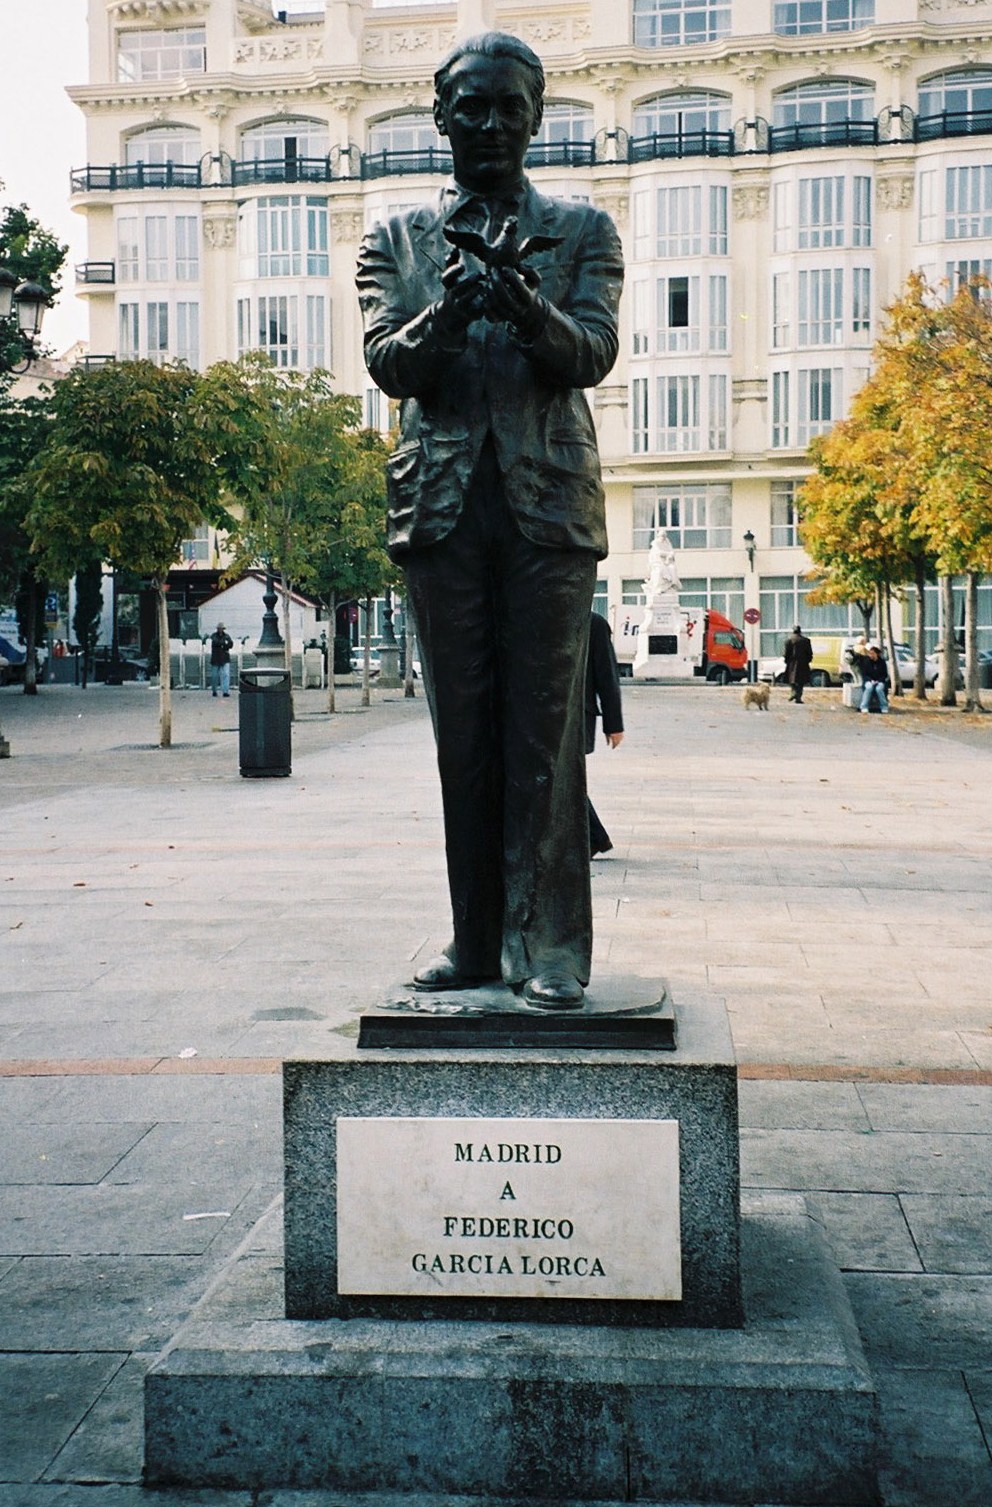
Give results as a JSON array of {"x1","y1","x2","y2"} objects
[
  {"x1": 403, "y1": 595, "x2": 416, "y2": 699},
  {"x1": 156, "y1": 580, "x2": 172, "y2": 748},
  {"x1": 963, "y1": 571, "x2": 984, "y2": 712},
  {"x1": 912, "y1": 566, "x2": 927, "y2": 700},
  {"x1": 937, "y1": 574, "x2": 958, "y2": 707},
  {"x1": 883, "y1": 581, "x2": 902, "y2": 698},
  {"x1": 22, "y1": 573, "x2": 39, "y2": 696},
  {"x1": 362, "y1": 595, "x2": 372, "y2": 709},
  {"x1": 280, "y1": 569, "x2": 295, "y2": 722},
  {"x1": 326, "y1": 590, "x2": 336, "y2": 714}
]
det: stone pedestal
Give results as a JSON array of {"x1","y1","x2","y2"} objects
[{"x1": 143, "y1": 991, "x2": 878, "y2": 1503}]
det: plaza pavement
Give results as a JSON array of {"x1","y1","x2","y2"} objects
[{"x1": 0, "y1": 675, "x2": 990, "y2": 1507}]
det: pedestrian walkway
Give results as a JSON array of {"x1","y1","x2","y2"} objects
[{"x1": 0, "y1": 678, "x2": 990, "y2": 1504}]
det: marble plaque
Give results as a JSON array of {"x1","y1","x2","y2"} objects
[{"x1": 336, "y1": 1116, "x2": 682, "y2": 1301}]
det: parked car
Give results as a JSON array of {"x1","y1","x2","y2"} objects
[
  {"x1": 840, "y1": 638, "x2": 940, "y2": 688},
  {"x1": 0, "y1": 633, "x2": 27, "y2": 687}
]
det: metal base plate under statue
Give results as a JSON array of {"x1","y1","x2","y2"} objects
[{"x1": 143, "y1": 986, "x2": 878, "y2": 1503}]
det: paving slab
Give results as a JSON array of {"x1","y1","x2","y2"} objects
[
  {"x1": 845, "y1": 1273, "x2": 992, "y2": 1369},
  {"x1": 0, "y1": 1353, "x2": 127, "y2": 1480},
  {"x1": 872, "y1": 1366, "x2": 992, "y2": 1507},
  {"x1": 742, "y1": 1128, "x2": 992, "y2": 1194},
  {"x1": 806, "y1": 1193, "x2": 923, "y2": 1274},
  {"x1": 898, "y1": 1194, "x2": 992, "y2": 1274}
]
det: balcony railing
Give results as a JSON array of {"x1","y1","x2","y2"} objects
[
  {"x1": 914, "y1": 106, "x2": 992, "y2": 143},
  {"x1": 524, "y1": 139, "x2": 597, "y2": 169},
  {"x1": 768, "y1": 119, "x2": 878, "y2": 153},
  {"x1": 75, "y1": 261, "x2": 116, "y2": 285},
  {"x1": 629, "y1": 128, "x2": 734, "y2": 163},
  {"x1": 360, "y1": 147, "x2": 454, "y2": 181},
  {"x1": 71, "y1": 163, "x2": 202, "y2": 192},
  {"x1": 232, "y1": 155, "x2": 335, "y2": 186}
]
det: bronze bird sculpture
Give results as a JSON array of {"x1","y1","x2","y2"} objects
[{"x1": 443, "y1": 215, "x2": 562, "y2": 274}]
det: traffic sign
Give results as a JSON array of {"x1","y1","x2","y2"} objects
[{"x1": 743, "y1": 608, "x2": 761, "y2": 625}]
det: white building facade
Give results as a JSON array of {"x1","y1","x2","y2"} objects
[{"x1": 69, "y1": 0, "x2": 992, "y2": 664}]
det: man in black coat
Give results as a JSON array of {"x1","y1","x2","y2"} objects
[
  {"x1": 585, "y1": 612, "x2": 624, "y2": 857},
  {"x1": 784, "y1": 625, "x2": 813, "y2": 704},
  {"x1": 357, "y1": 32, "x2": 623, "y2": 1010}
]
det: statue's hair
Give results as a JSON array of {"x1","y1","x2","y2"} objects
[{"x1": 434, "y1": 32, "x2": 546, "y2": 114}]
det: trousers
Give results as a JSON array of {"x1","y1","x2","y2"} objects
[{"x1": 403, "y1": 440, "x2": 597, "y2": 987}]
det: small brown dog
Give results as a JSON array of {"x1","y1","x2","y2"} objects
[{"x1": 741, "y1": 682, "x2": 771, "y2": 711}]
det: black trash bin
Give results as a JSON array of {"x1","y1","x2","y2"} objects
[{"x1": 239, "y1": 668, "x2": 291, "y2": 777}]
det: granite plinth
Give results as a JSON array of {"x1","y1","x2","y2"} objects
[
  {"x1": 283, "y1": 994, "x2": 741, "y2": 1327},
  {"x1": 144, "y1": 1194, "x2": 879, "y2": 1505},
  {"x1": 359, "y1": 976, "x2": 674, "y2": 1049}
]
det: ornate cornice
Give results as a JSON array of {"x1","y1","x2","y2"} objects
[
  {"x1": 876, "y1": 172, "x2": 914, "y2": 211},
  {"x1": 108, "y1": 0, "x2": 205, "y2": 18},
  {"x1": 203, "y1": 212, "x2": 237, "y2": 248},
  {"x1": 732, "y1": 180, "x2": 770, "y2": 221}
]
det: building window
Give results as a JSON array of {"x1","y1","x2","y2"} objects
[
  {"x1": 773, "y1": 80, "x2": 874, "y2": 134},
  {"x1": 117, "y1": 218, "x2": 139, "y2": 282},
  {"x1": 772, "y1": 371, "x2": 790, "y2": 448},
  {"x1": 176, "y1": 302, "x2": 199, "y2": 367},
  {"x1": 658, "y1": 374, "x2": 700, "y2": 452},
  {"x1": 708, "y1": 374, "x2": 728, "y2": 449},
  {"x1": 945, "y1": 258, "x2": 992, "y2": 296},
  {"x1": 770, "y1": 480, "x2": 798, "y2": 546},
  {"x1": 773, "y1": 0, "x2": 873, "y2": 35},
  {"x1": 918, "y1": 69, "x2": 992, "y2": 125},
  {"x1": 145, "y1": 217, "x2": 168, "y2": 281},
  {"x1": 124, "y1": 126, "x2": 200, "y2": 168},
  {"x1": 305, "y1": 295, "x2": 328, "y2": 370},
  {"x1": 622, "y1": 578, "x2": 648, "y2": 606},
  {"x1": 852, "y1": 267, "x2": 872, "y2": 334},
  {"x1": 633, "y1": 0, "x2": 730, "y2": 48},
  {"x1": 709, "y1": 185, "x2": 728, "y2": 255},
  {"x1": 146, "y1": 302, "x2": 169, "y2": 365},
  {"x1": 946, "y1": 166, "x2": 992, "y2": 240},
  {"x1": 799, "y1": 176, "x2": 845, "y2": 249},
  {"x1": 255, "y1": 197, "x2": 329, "y2": 278},
  {"x1": 175, "y1": 216, "x2": 199, "y2": 281},
  {"x1": 657, "y1": 275, "x2": 699, "y2": 352},
  {"x1": 709, "y1": 275, "x2": 728, "y2": 351},
  {"x1": 798, "y1": 268, "x2": 843, "y2": 346},
  {"x1": 632, "y1": 279, "x2": 651, "y2": 355},
  {"x1": 632, "y1": 483, "x2": 732, "y2": 550},
  {"x1": 631, "y1": 90, "x2": 732, "y2": 154},
  {"x1": 773, "y1": 181, "x2": 790, "y2": 253},
  {"x1": 368, "y1": 111, "x2": 442, "y2": 156},
  {"x1": 657, "y1": 186, "x2": 701, "y2": 258},
  {"x1": 364, "y1": 388, "x2": 382, "y2": 431},
  {"x1": 117, "y1": 27, "x2": 206, "y2": 83},
  {"x1": 258, "y1": 294, "x2": 298, "y2": 368},
  {"x1": 853, "y1": 175, "x2": 872, "y2": 247},
  {"x1": 633, "y1": 191, "x2": 651, "y2": 260},
  {"x1": 593, "y1": 580, "x2": 609, "y2": 618},
  {"x1": 240, "y1": 118, "x2": 330, "y2": 165},
  {"x1": 119, "y1": 302, "x2": 139, "y2": 359},
  {"x1": 918, "y1": 168, "x2": 938, "y2": 242},
  {"x1": 680, "y1": 575, "x2": 745, "y2": 624},
  {"x1": 772, "y1": 272, "x2": 791, "y2": 348},
  {"x1": 632, "y1": 376, "x2": 650, "y2": 452},
  {"x1": 798, "y1": 367, "x2": 841, "y2": 445}
]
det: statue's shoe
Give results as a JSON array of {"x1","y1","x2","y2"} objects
[
  {"x1": 522, "y1": 972, "x2": 585, "y2": 1011},
  {"x1": 412, "y1": 956, "x2": 500, "y2": 992}
]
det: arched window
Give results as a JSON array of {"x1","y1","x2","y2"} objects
[
  {"x1": 631, "y1": 92, "x2": 732, "y2": 160},
  {"x1": 917, "y1": 70, "x2": 992, "y2": 141},
  {"x1": 125, "y1": 125, "x2": 200, "y2": 167},
  {"x1": 633, "y1": 0, "x2": 730, "y2": 48},
  {"x1": 365, "y1": 113, "x2": 449, "y2": 179},
  {"x1": 123, "y1": 126, "x2": 201, "y2": 188},
  {"x1": 773, "y1": 0, "x2": 873, "y2": 35},
  {"x1": 236, "y1": 119, "x2": 331, "y2": 184},
  {"x1": 771, "y1": 81, "x2": 875, "y2": 150},
  {"x1": 528, "y1": 102, "x2": 595, "y2": 167}
]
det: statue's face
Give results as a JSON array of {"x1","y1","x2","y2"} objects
[{"x1": 435, "y1": 54, "x2": 541, "y2": 194}]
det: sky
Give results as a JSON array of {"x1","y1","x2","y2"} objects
[{"x1": 0, "y1": 1, "x2": 90, "y2": 354}]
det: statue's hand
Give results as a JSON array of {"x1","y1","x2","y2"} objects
[
  {"x1": 487, "y1": 265, "x2": 548, "y2": 341},
  {"x1": 435, "y1": 253, "x2": 487, "y2": 339}
]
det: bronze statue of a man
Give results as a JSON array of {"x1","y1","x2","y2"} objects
[{"x1": 357, "y1": 32, "x2": 624, "y2": 1010}]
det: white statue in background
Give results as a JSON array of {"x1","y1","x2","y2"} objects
[{"x1": 644, "y1": 529, "x2": 681, "y2": 601}]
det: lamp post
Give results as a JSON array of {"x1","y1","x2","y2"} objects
[
  {"x1": 0, "y1": 265, "x2": 49, "y2": 374},
  {"x1": 743, "y1": 531, "x2": 758, "y2": 682}
]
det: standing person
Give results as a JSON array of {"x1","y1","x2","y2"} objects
[
  {"x1": 209, "y1": 622, "x2": 233, "y2": 698},
  {"x1": 585, "y1": 612, "x2": 624, "y2": 858},
  {"x1": 784, "y1": 624, "x2": 813, "y2": 704},
  {"x1": 855, "y1": 642, "x2": 890, "y2": 713},
  {"x1": 357, "y1": 32, "x2": 623, "y2": 1011}
]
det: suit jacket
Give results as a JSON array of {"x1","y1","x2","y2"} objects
[
  {"x1": 784, "y1": 632, "x2": 813, "y2": 686},
  {"x1": 357, "y1": 179, "x2": 624, "y2": 562},
  {"x1": 585, "y1": 611, "x2": 624, "y2": 754}
]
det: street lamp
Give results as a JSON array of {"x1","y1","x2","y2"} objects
[
  {"x1": 743, "y1": 529, "x2": 756, "y2": 572},
  {"x1": 0, "y1": 264, "x2": 49, "y2": 373}
]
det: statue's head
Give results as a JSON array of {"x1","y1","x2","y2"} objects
[{"x1": 433, "y1": 32, "x2": 544, "y2": 193}]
